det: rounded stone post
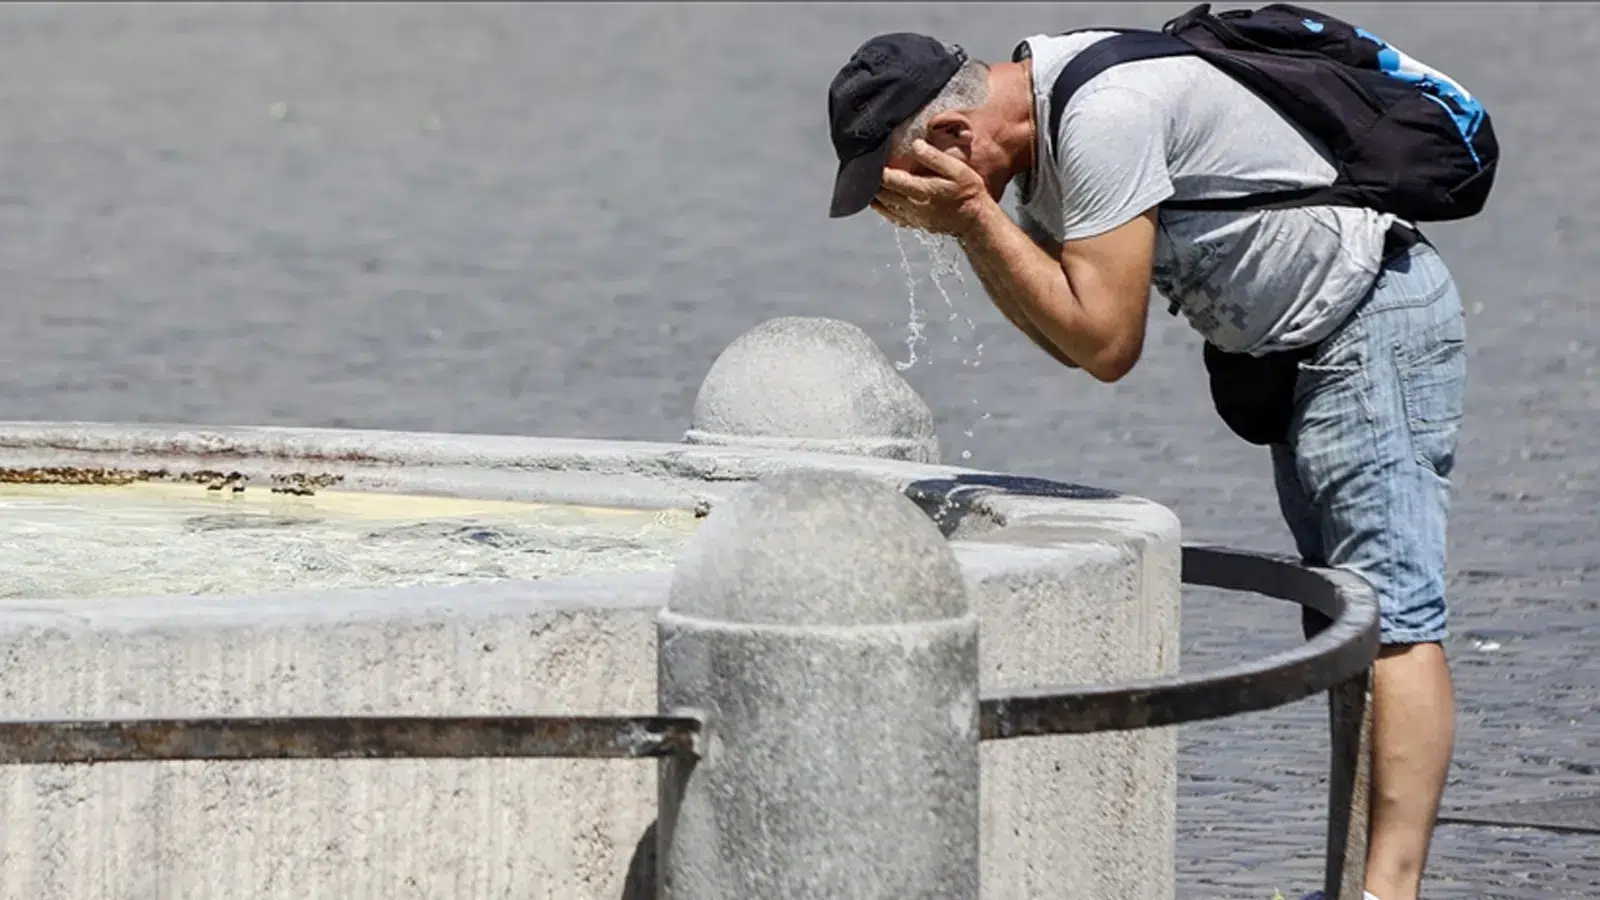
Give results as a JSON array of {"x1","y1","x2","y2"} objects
[
  {"x1": 684, "y1": 317, "x2": 942, "y2": 463},
  {"x1": 656, "y1": 470, "x2": 979, "y2": 899}
]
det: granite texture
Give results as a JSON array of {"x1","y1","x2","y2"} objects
[
  {"x1": 683, "y1": 317, "x2": 942, "y2": 463},
  {"x1": 657, "y1": 471, "x2": 980, "y2": 899}
]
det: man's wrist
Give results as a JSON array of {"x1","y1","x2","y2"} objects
[{"x1": 956, "y1": 196, "x2": 1010, "y2": 245}]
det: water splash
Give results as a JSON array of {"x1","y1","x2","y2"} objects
[
  {"x1": 887, "y1": 225, "x2": 992, "y2": 462},
  {"x1": 911, "y1": 230, "x2": 985, "y2": 372}
]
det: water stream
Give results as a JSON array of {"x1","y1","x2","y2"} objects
[{"x1": 890, "y1": 225, "x2": 992, "y2": 461}]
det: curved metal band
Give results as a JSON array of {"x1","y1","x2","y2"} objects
[
  {"x1": 979, "y1": 544, "x2": 1380, "y2": 739},
  {"x1": 0, "y1": 715, "x2": 704, "y2": 765}
]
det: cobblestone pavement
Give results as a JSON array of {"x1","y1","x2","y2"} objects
[{"x1": 0, "y1": 3, "x2": 1593, "y2": 897}]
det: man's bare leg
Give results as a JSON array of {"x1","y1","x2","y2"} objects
[{"x1": 1364, "y1": 642, "x2": 1455, "y2": 900}]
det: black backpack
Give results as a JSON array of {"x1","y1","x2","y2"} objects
[{"x1": 1027, "y1": 2, "x2": 1499, "y2": 222}]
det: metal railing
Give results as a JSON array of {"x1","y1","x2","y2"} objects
[
  {"x1": 0, "y1": 714, "x2": 705, "y2": 765},
  {"x1": 0, "y1": 544, "x2": 1378, "y2": 900}
]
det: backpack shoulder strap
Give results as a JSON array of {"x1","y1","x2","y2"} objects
[
  {"x1": 1044, "y1": 30, "x2": 1194, "y2": 162},
  {"x1": 1042, "y1": 19, "x2": 1362, "y2": 214}
]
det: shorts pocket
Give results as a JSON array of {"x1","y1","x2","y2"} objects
[
  {"x1": 1398, "y1": 336, "x2": 1466, "y2": 478},
  {"x1": 1294, "y1": 336, "x2": 1367, "y2": 422}
]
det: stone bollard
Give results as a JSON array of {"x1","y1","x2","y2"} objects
[
  {"x1": 655, "y1": 470, "x2": 980, "y2": 899},
  {"x1": 684, "y1": 317, "x2": 941, "y2": 463}
]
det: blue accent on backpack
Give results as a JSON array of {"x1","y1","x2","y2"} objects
[
  {"x1": 1027, "y1": 3, "x2": 1499, "y2": 222},
  {"x1": 1353, "y1": 25, "x2": 1487, "y2": 166}
]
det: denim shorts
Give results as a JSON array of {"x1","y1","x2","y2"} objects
[{"x1": 1271, "y1": 241, "x2": 1467, "y2": 646}]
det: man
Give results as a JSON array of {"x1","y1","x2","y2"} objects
[{"x1": 826, "y1": 24, "x2": 1467, "y2": 900}]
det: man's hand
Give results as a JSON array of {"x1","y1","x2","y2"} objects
[{"x1": 871, "y1": 139, "x2": 992, "y2": 237}]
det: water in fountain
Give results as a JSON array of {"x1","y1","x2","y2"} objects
[
  {"x1": 889, "y1": 225, "x2": 992, "y2": 461},
  {"x1": 0, "y1": 482, "x2": 701, "y2": 600}
]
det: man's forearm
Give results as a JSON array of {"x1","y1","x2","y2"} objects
[
  {"x1": 974, "y1": 211, "x2": 1080, "y2": 368},
  {"x1": 979, "y1": 270, "x2": 1081, "y2": 369},
  {"x1": 956, "y1": 200, "x2": 1104, "y2": 376}
]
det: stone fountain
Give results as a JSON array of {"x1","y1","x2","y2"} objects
[{"x1": 0, "y1": 317, "x2": 1180, "y2": 900}]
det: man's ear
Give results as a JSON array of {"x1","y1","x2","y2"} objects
[{"x1": 922, "y1": 111, "x2": 976, "y2": 162}]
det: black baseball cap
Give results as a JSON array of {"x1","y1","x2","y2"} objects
[{"x1": 827, "y1": 33, "x2": 967, "y2": 219}]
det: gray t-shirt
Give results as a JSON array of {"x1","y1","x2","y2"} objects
[{"x1": 1013, "y1": 31, "x2": 1396, "y2": 354}]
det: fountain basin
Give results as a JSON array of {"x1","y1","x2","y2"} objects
[
  {"x1": 0, "y1": 481, "x2": 700, "y2": 600},
  {"x1": 0, "y1": 421, "x2": 1180, "y2": 900}
]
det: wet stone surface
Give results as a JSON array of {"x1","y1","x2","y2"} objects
[{"x1": 0, "y1": 3, "x2": 1593, "y2": 897}]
